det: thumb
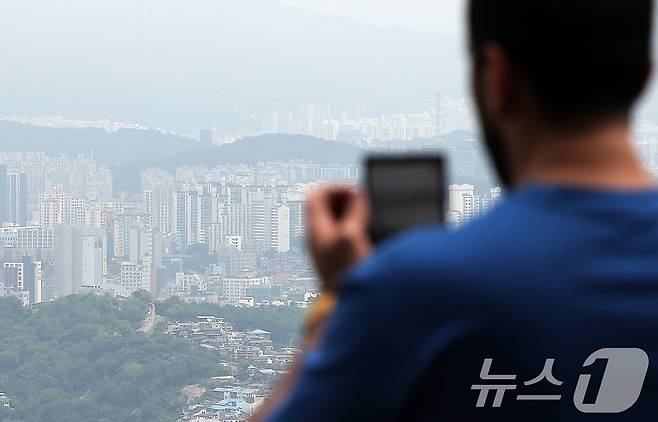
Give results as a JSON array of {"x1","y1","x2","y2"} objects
[
  {"x1": 306, "y1": 189, "x2": 337, "y2": 246},
  {"x1": 339, "y1": 190, "x2": 371, "y2": 256}
]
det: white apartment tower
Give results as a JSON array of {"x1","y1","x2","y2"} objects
[
  {"x1": 39, "y1": 191, "x2": 70, "y2": 228},
  {"x1": 448, "y1": 184, "x2": 481, "y2": 226},
  {"x1": 270, "y1": 205, "x2": 291, "y2": 253}
]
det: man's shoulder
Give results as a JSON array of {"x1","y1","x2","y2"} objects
[
  {"x1": 358, "y1": 203, "x2": 525, "y2": 276},
  {"x1": 340, "y1": 200, "x2": 542, "y2": 305}
]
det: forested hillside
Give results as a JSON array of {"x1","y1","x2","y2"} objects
[{"x1": 0, "y1": 293, "x2": 218, "y2": 422}]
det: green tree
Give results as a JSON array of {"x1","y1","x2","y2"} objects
[{"x1": 0, "y1": 293, "x2": 219, "y2": 422}]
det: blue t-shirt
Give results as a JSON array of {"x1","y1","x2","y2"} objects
[{"x1": 268, "y1": 184, "x2": 658, "y2": 421}]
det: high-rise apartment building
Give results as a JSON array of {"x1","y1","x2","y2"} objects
[
  {"x1": 1, "y1": 258, "x2": 42, "y2": 304},
  {"x1": 221, "y1": 204, "x2": 251, "y2": 248},
  {"x1": 39, "y1": 191, "x2": 70, "y2": 228},
  {"x1": 288, "y1": 200, "x2": 306, "y2": 246},
  {"x1": 270, "y1": 205, "x2": 290, "y2": 253},
  {"x1": 120, "y1": 260, "x2": 153, "y2": 294},
  {"x1": 142, "y1": 168, "x2": 175, "y2": 234},
  {"x1": 54, "y1": 225, "x2": 105, "y2": 297},
  {"x1": 0, "y1": 165, "x2": 7, "y2": 224},
  {"x1": 448, "y1": 184, "x2": 480, "y2": 226},
  {"x1": 7, "y1": 173, "x2": 28, "y2": 226}
]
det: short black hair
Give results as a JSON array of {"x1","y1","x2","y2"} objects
[{"x1": 469, "y1": 0, "x2": 654, "y2": 123}]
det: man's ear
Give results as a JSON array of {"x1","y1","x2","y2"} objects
[{"x1": 480, "y1": 42, "x2": 516, "y2": 120}]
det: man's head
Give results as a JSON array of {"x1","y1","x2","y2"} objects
[{"x1": 469, "y1": 0, "x2": 654, "y2": 186}]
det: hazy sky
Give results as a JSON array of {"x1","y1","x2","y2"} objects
[
  {"x1": 288, "y1": 0, "x2": 658, "y2": 119},
  {"x1": 0, "y1": 0, "x2": 655, "y2": 129},
  {"x1": 0, "y1": 0, "x2": 465, "y2": 131},
  {"x1": 286, "y1": 0, "x2": 464, "y2": 34}
]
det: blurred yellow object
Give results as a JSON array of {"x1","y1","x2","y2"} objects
[{"x1": 305, "y1": 293, "x2": 337, "y2": 335}]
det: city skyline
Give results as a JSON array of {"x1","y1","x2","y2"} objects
[{"x1": 2, "y1": 1, "x2": 658, "y2": 420}]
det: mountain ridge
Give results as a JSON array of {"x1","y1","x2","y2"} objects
[
  {"x1": 0, "y1": 121, "x2": 493, "y2": 191},
  {"x1": 0, "y1": 121, "x2": 363, "y2": 191}
]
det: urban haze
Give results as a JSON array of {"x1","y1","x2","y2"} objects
[{"x1": 1, "y1": 1, "x2": 658, "y2": 421}]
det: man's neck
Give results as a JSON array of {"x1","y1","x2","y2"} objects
[{"x1": 513, "y1": 119, "x2": 656, "y2": 190}]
